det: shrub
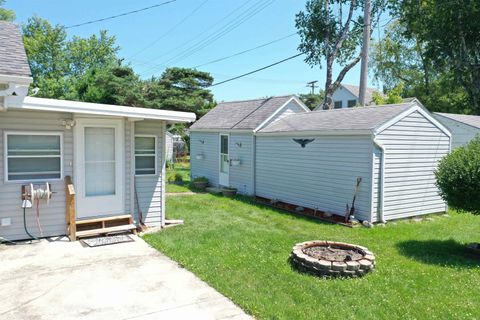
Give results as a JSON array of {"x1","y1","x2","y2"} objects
[
  {"x1": 435, "y1": 135, "x2": 480, "y2": 214},
  {"x1": 192, "y1": 176, "x2": 208, "y2": 183},
  {"x1": 167, "y1": 172, "x2": 183, "y2": 184}
]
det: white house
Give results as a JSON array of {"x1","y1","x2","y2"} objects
[
  {"x1": 328, "y1": 84, "x2": 382, "y2": 109},
  {"x1": 433, "y1": 112, "x2": 480, "y2": 148},
  {"x1": 191, "y1": 96, "x2": 451, "y2": 223},
  {"x1": 0, "y1": 22, "x2": 195, "y2": 241}
]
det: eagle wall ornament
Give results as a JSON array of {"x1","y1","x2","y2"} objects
[{"x1": 293, "y1": 138, "x2": 315, "y2": 148}]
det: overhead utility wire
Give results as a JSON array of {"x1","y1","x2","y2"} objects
[
  {"x1": 209, "y1": 53, "x2": 303, "y2": 87},
  {"x1": 193, "y1": 32, "x2": 297, "y2": 68},
  {"x1": 65, "y1": 0, "x2": 177, "y2": 29},
  {"x1": 128, "y1": 0, "x2": 209, "y2": 59},
  {"x1": 163, "y1": 0, "x2": 275, "y2": 67}
]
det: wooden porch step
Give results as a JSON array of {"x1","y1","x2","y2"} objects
[
  {"x1": 76, "y1": 214, "x2": 132, "y2": 225},
  {"x1": 76, "y1": 224, "x2": 137, "y2": 238}
]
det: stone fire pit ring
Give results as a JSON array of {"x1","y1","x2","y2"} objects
[{"x1": 291, "y1": 240, "x2": 375, "y2": 278}]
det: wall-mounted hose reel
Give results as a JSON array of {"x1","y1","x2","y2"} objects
[{"x1": 21, "y1": 183, "x2": 54, "y2": 238}]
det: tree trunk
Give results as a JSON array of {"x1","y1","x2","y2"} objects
[{"x1": 322, "y1": 57, "x2": 334, "y2": 109}]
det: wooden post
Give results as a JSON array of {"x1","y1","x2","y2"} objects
[{"x1": 65, "y1": 176, "x2": 76, "y2": 241}]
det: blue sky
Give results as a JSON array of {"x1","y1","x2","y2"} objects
[{"x1": 7, "y1": 0, "x2": 385, "y2": 102}]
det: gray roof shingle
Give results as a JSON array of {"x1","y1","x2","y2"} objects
[
  {"x1": 435, "y1": 112, "x2": 480, "y2": 130},
  {"x1": 0, "y1": 21, "x2": 31, "y2": 78},
  {"x1": 190, "y1": 95, "x2": 298, "y2": 130},
  {"x1": 259, "y1": 103, "x2": 415, "y2": 133},
  {"x1": 341, "y1": 84, "x2": 382, "y2": 104}
]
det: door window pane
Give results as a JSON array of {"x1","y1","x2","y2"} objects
[
  {"x1": 221, "y1": 135, "x2": 228, "y2": 154},
  {"x1": 85, "y1": 127, "x2": 115, "y2": 196}
]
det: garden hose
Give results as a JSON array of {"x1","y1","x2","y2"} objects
[{"x1": 23, "y1": 207, "x2": 38, "y2": 240}]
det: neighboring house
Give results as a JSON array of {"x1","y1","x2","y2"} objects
[
  {"x1": 166, "y1": 132, "x2": 174, "y2": 162},
  {"x1": 0, "y1": 22, "x2": 195, "y2": 241},
  {"x1": 192, "y1": 97, "x2": 451, "y2": 223},
  {"x1": 325, "y1": 84, "x2": 382, "y2": 109},
  {"x1": 433, "y1": 112, "x2": 480, "y2": 148},
  {"x1": 190, "y1": 95, "x2": 310, "y2": 195}
]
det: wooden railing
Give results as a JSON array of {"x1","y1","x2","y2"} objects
[{"x1": 65, "y1": 176, "x2": 76, "y2": 241}]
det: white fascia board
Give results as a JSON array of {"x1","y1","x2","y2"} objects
[
  {"x1": 253, "y1": 96, "x2": 311, "y2": 133},
  {"x1": 255, "y1": 129, "x2": 372, "y2": 137},
  {"x1": 0, "y1": 74, "x2": 33, "y2": 85},
  {"x1": 17, "y1": 97, "x2": 196, "y2": 123},
  {"x1": 189, "y1": 128, "x2": 253, "y2": 134},
  {"x1": 373, "y1": 102, "x2": 452, "y2": 138}
]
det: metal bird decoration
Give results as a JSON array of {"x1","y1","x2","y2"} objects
[{"x1": 293, "y1": 138, "x2": 315, "y2": 148}]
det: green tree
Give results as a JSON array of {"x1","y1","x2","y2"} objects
[
  {"x1": 372, "y1": 82, "x2": 403, "y2": 105},
  {"x1": 143, "y1": 67, "x2": 214, "y2": 117},
  {"x1": 391, "y1": 0, "x2": 480, "y2": 114},
  {"x1": 299, "y1": 92, "x2": 324, "y2": 110},
  {"x1": 0, "y1": 0, "x2": 15, "y2": 21},
  {"x1": 296, "y1": 0, "x2": 384, "y2": 109}
]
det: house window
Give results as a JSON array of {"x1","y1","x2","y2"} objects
[
  {"x1": 334, "y1": 101, "x2": 343, "y2": 109},
  {"x1": 135, "y1": 135, "x2": 157, "y2": 175},
  {"x1": 5, "y1": 132, "x2": 62, "y2": 181},
  {"x1": 347, "y1": 99, "x2": 357, "y2": 108}
]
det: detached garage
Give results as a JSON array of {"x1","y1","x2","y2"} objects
[{"x1": 255, "y1": 100, "x2": 451, "y2": 222}]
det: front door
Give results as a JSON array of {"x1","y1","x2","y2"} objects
[
  {"x1": 74, "y1": 118, "x2": 124, "y2": 219},
  {"x1": 219, "y1": 134, "x2": 229, "y2": 186}
]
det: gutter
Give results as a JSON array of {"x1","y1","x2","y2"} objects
[
  {"x1": 0, "y1": 82, "x2": 17, "y2": 111},
  {"x1": 373, "y1": 139, "x2": 386, "y2": 223}
]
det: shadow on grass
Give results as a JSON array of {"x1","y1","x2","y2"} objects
[{"x1": 396, "y1": 239, "x2": 480, "y2": 268}]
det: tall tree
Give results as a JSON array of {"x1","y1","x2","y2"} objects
[
  {"x1": 391, "y1": 0, "x2": 480, "y2": 114},
  {"x1": 296, "y1": 0, "x2": 384, "y2": 109},
  {"x1": 0, "y1": 0, "x2": 15, "y2": 21},
  {"x1": 299, "y1": 92, "x2": 325, "y2": 110}
]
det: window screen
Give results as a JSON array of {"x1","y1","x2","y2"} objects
[
  {"x1": 135, "y1": 136, "x2": 156, "y2": 175},
  {"x1": 6, "y1": 133, "x2": 61, "y2": 181}
]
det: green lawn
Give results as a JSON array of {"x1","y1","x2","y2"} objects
[{"x1": 144, "y1": 194, "x2": 480, "y2": 319}]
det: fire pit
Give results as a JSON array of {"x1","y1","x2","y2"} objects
[{"x1": 291, "y1": 241, "x2": 375, "y2": 278}]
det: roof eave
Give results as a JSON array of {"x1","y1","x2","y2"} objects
[
  {"x1": 255, "y1": 129, "x2": 372, "y2": 136},
  {"x1": 0, "y1": 74, "x2": 33, "y2": 85},
  {"x1": 13, "y1": 97, "x2": 196, "y2": 123}
]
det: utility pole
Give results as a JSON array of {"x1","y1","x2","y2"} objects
[
  {"x1": 306, "y1": 80, "x2": 318, "y2": 95},
  {"x1": 358, "y1": 0, "x2": 371, "y2": 106}
]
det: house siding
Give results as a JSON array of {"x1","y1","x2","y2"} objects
[
  {"x1": 134, "y1": 120, "x2": 165, "y2": 227},
  {"x1": 433, "y1": 115, "x2": 479, "y2": 148},
  {"x1": 0, "y1": 110, "x2": 73, "y2": 241},
  {"x1": 373, "y1": 111, "x2": 450, "y2": 221},
  {"x1": 190, "y1": 131, "x2": 219, "y2": 186},
  {"x1": 229, "y1": 133, "x2": 253, "y2": 194},
  {"x1": 255, "y1": 135, "x2": 373, "y2": 221}
]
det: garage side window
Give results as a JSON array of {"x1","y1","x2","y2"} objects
[
  {"x1": 5, "y1": 132, "x2": 62, "y2": 181},
  {"x1": 135, "y1": 135, "x2": 157, "y2": 175}
]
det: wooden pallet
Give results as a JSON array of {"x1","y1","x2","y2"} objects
[{"x1": 75, "y1": 214, "x2": 137, "y2": 239}]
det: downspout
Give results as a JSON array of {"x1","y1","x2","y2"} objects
[{"x1": 373, "y1": 139, "x2": 386, "y2": 223}]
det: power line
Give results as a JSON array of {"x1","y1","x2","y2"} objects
[
  {"x1": 193, "y1": 32, "x2": 297, "y2": 68},
  {"x1": 65, "y1": 0, "x2": 177, "y2": 29},
  {"x1": 128, "y1": 0, "x2": 209, "y2": 59},
  {"x1": 209, "y1": 53, "x2": 303, "y2": 87}
]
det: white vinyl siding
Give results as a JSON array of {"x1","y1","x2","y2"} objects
[
  {"x1": 135, "y1": 135, "x2": 157, "y2": 175},
  {"x1": 190, "y1": 131, "x2": 219, "y2": 186},
  {"x1": 372, "y1": 111, "x2": 449, "y2": 221},
  {"x1": 5, "y1": 132, "x2": 62, "y2": 182},
  {"x1": 0, "y1": 110, "x2": 72, "y2": 240},
  {"x1": 229, "y1": 133, "x2": 254, "y2": 195},
  {"x1": 433, "y1": 115, "x2": 480, "y2": 148},
  {"x1": 134, "y1": 121, "x2": 164, "y2": 227},
  {"x1": 256, "y1": 135, "x2": 373, "y2": 221}
]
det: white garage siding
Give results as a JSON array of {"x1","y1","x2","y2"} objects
[
  {"x1": 255, "y1": 135, "x2": 373, "y2": 221},
  {"x1": 433, "y1": 115, "x2": 479, "y2": 148},
  {"x1": 0, "y1": 110, "x2": 73, "y2": 241},
  {"x1": 190, "y1": 131, "x2": 219, "y2": 187},
  {"x1": 373, "y1": 111, "x2": 450, "y2": 221},
  {"x1": 134, "y1": 120, "x2": 165, "y2": 227},
  {"x1": 229, "y1": 133, "x2": 254, "y2": 195}
]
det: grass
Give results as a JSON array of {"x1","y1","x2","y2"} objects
[
  {"x1": 166, "y1": 161, "x2": 192, "y2": 193},
  {"x1": 144, "y1": 194, "x2": 480, "y2": 319}
]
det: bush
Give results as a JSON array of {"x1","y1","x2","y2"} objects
[
  {"x1": 435, "y1": 135, "x2": 480, "y2": 214},
  {"x1": 167, "y1": 172, "x2": 183, "y2": 184},
  {"x1": 192, "y1": 176, "x2": 208, "y2": 183}
]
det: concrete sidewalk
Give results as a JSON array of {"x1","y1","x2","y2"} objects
[{"x1": 0, "y1": 236, "x2": 251, "y2": 320}]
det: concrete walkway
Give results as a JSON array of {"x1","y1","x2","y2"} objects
[{"x1": 0, "y1": 236, "x2": 251, "y2": 320}]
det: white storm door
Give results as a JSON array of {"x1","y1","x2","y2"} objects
[
  {"x1": 219, "y1": 134, "x2": 229, "y2": 186},
  {"x1": 75, "y1": 118, "x2": 124, "y2": 218}
]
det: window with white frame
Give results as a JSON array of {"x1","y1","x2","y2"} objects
[
  {"x1": 135, "y1": 135, "x2": 157, "y2": 175},
  {"x1": 5, "y1": 132, "x2": 62, "y2": 181}
]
